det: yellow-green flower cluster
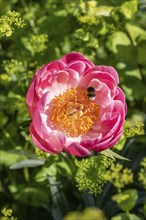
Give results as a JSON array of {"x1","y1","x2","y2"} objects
[
  {"x1": 124, "y1": 121, "x2": 145, "y2": 138},
  {"x1": 0, "y1": 208, "x2": 17, "y2": 220},
  {"x1": 1, "y1": 59, "x2": 33, "y2": 85},
  {"x1": 64, "y1": 207, "x2": 107, "y2": 220},
  {"x1": 104, "y1": 163, "x2": 133, "y2": 191},
  {"x1": 35, "y1": 148, "x2": 49, "y2": 160},
  {"x1": 0, "y1": 11, "x2": 25, "y2": 38},
  {"x1": 75, "y1": 156, "x2": 112, "y2": 195},
  {"x1": 76, "y1": 1, "x2": 113, "y2": 25},
  {"x1": 77, "y1": 1, "x2": 99, "y2": 25},
  {"x1": 1, "y1": 59, "x2": 23, "y2": 84},
  {"x1": 78, "y1": 15, "x2": 99, "y2": 25},
  {"x1": 138, "y1": 157, "x2": 146, "y2": 189},
  {"x1": 3, "y1": 59, "x2": 25, "y2": 76},
  {"x1": 21, "y1": 34, "x2": 48, "y2": 56}
]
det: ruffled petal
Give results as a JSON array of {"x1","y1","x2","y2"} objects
[
  {"x1": 26, "y1": 78, "x2": 39, "y2": 116},
  {"x1": 64, "y1": 142, "x2": 91, "y2": 157},
  {"x1": 30, "y1": 123, "x2": 61, "y2": 153},
  {"x1": 26, "y1": 79, "x2": 35, "y2": 108},
  {"x1": 66, "y1": 61, "x2": 86, "y2": 75},
  {"x1": 95, "y1": 66, "x2": 119, "y2": 85},
  {"x1": 94, "y1": 131, "x2": 122, "y2": 151},
  {"x1": 35, "y1": 61, "x2": 65, "y2": 77},
  {"x1": 115, "y1": 87, "x2": 127, "y2": 113},
  {"x1": 60, "y1": 52, "x2": 94, "y2": 67}
]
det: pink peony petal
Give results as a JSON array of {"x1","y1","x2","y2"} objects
[
  {"x1": 95, "y1": 66, "x2": 119, "y2": 85},
  {"x1": 66, "y1": 61, "x2": 87, "y2": 75},
  {"x1": 55, "y1": 69, "x2": 80, "y2": 88},
  {"x1": 94, "y1": 131, "x2": 123, "y2": 151},
  {"x1": 60, "y1": 52, "x2": 94, "y2": 67},
  {"x1": 81, "y1": 133, "x2": 102, "y2": 150},
  {"x1": 35, "y1": 61, "x2": 65, "y2": 77},
  {"x1": 26, "y1": 79, "x2": 39, "y2": 116},
  {"x1": 115, "y1": 87, "x2": 127, "y2": 113},
  {"x1": 30, "y1": 123, "x2": 61, "y2": 153},
  {"x1": 64, "y1": 142, "x2": 91, "y2": 157},
  {"x1": 26, "y1": 79, "x2": 35, "y2": 107}
]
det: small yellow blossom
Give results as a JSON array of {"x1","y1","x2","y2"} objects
[
  {"x1": 124, "y1": 121, "x2": 145, "y2": 138},
  {"x1": 104, "y1": 163, "x2": 133, "y2": 191}
]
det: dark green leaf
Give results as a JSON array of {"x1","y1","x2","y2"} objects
[
  {"x1": 10, "y1": 159, "x2": 45, "y2": 169},
  {"x1": 112, "y1": 189, "x2": 138, "y2": 212},
  {"x1": 112, "y1": 213, "x2": 141, "y2": 220}
]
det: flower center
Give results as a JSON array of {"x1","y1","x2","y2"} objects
[{"x1": 49, "y1": 87, "x2": 100, "y2": 137}]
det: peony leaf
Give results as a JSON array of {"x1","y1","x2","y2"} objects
[
  {"x1": 112, "y1": 213, "x2": 141, "y2": 220},
  {"x1": 106, "y1": 31, "x2": 131, "y2": 53},
  {"x1": 35, "y1": 165, "x2": 57, "y2": 182},
  {"x1": 137, "y1": 40, "x2": 146, "y2": 65},
  {"x1": 101, "y1": 149, "x2": 130, "y2": 161},
  {"x1": 10, "y1": 159, "x2": 45, "y2": 169},
  {"x1": 0, "y1": 150, "x2": 27, "y2": 167},
  {"x1": 120, "y1": 1, "x2": 138, "y2": 19},
  {"x1": 112, "y1": 189, "x2": 138, "y2": 212},
  {"x1": 122, "y1": 74, "x2": 145, "y2": 100},
  {"x1": 125, "y1": 23, "x2": 146, "y2": 45},
  {"x1": 9, "y1": 185, "x2": 48, "y2": 207}
]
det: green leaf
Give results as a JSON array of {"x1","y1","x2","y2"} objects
[
  {"x1": 122, "y1": 75, "x2": 145, "y2": 100},
  {"x1": 10, "y1": 159, "x2": 45, "y2": 169},
  {"x1": 47, "y1": 176, "x2": 63, "y2": 220},
  {"x1": 0, "y1": 150, "x2": 27, "y2": 167},
  {"x1": 57, "y1": 161, "x2": 73, "y2": 176},
  {"x1": 35, "y1": 165, "x2": 57, "y2": 182},
  {"x1": 106, "y1": 31, "x2": 131, "y2": 53},
  {"x1": 120, "y1": 1, "x2": 138, "y2": 19},
  {"x1": 112, "y1": 213, "x2": 141, "y2": 220},
  {"x1": 101, "y1": 149, "x2": 130, "y2": 161},
  {"x1": 9, "y1": 185, "x2": 48, "y2": 206},
  {"x1": 112, "y1": 189, "x2": 138, "y2": 212},
  {"x1": 137, "y1": 40, "x2": 146, "y2": 65},
  {"x1": 126, "y1": 23, "x2": 146, "y2": 45},
  {"x1": 74, "y1": 29, "x2": 90, "y2": 41},
  {"x1": 113, "y1": 135, "x2": 126, "y2": 151},
  {"x1": 95, "y1": 6, "x2": 113, "y2": 17}
]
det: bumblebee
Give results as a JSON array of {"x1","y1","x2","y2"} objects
[{"x1": 87, "y1": 87, "x2": 96, "y2": 100}]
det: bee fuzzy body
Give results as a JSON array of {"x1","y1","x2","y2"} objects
[{"x1": 87, "y1": 87, "x2": 96, "y2": 100}]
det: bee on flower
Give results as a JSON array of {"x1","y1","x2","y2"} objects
[
  {"x1": 87, "y1": 87, "x2": 96, "y2": 100},
  {"x1": 26, "y1": 52, "x2": 127, "y2": 157}
]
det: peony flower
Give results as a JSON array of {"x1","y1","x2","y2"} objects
[{"x1": 26, "y1": 52, "x2": 127, "y2": 157}]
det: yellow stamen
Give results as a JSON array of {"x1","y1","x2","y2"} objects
[{"x1": 49, "y1": 87, "x2": 100, "y2": 137}]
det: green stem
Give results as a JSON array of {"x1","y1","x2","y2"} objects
[{"x1": 23, "y1": 167, "x2": 30, "y2": 182}]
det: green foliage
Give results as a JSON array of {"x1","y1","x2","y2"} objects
[
  {"x1": 0, "y1": 208, "x2": 17, "y2": 220},
  {"x1": 75, "y1": 156, "x2": 112, "y2": 195},
  {"x1": 21, "y1": 34, "x2": 48, "y2": 56},
  {"x1": 112, "y1": 213, "x2": 141, "y2": 220},
  {"x1": 138, "y1": 157, "x2": 146, "y2": 189},
  {"x1": 104, "y1": 163, "x2": 133, "y2": 191},
  {"x1": 119, "y1": 0, "x2": 138, "y2": 19},
  {"x1": 124, "y1": 121, "x2": 145, "y2": 138},
  {"x1": 111, "y1": 188, "x2": 142, "y2": 220},
  {"x1": 101, "y1": 148, "x2": 130, "y2": 160},
  {"x1": 0, "y1": 0, "x2": 146, "y2": 219},
  {"x1": 0, "y1": 11, "x2": 25, "y2": 38},
  {"x1": 64, "y1": 207, "x2": 107, "y2": 220},
  {"x1": 112, "y1": 189, "x2": 138, "y2": 212}
]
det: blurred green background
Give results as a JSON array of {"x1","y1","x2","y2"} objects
[{"x1": 0, "y1": 0, "x2": 146, "y2": 219}]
